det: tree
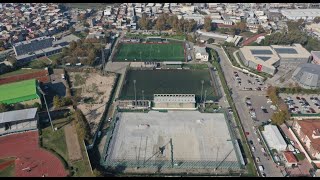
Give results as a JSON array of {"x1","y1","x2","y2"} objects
[
  {"x1": 83, "y1": 22, "x2": 90, "y2": 28},
  {"x1": 235, "y1": 22, "x2": 247, "y2": 33},
  {"x1": 0, "y1": 41, "x2": 4, "y2": 48},
  {"x1": 84, "y1": 28, "x2": 90, "y2": 34},
  {"x1": 155, "y1": 16, "x2": 166, "y2": 31},
  {"x1": 69, "y1": 41, "x2": 77, "y2": 51},
  {"x1": 138, "y1": 13, "x2": 151, "y2": 30},
  {"x1": 93, "y1": 169, "x2": 103, "y2": 177},
  {"x1": 204, "y1": 16, "x2": 212, "y2": 32},
  {"x1": 207, "y1": 38, "x2": 215, "y2": 44},
  {"x1": 257, "y1": 25, "x2": 265, "y2": 34},
  {"x1": 314, "y1": 16, "x2": 320, "y2": 24},
  {"x1": 53, "y1": 95, "x2": 62, "y2": 108},
  {"x1": 69, "y1": 27, "x2": 75, "y2": 34},
  {"x1": 13, "y1": 103, "x2": 25, "y2": 110},
  {"x1": 0, "y1": 103, "x2": 8, "y2": 113},
  {"x1": 33, "y1": 102, "x2": 41, "y2": 110},
  {"x1": 6, "y1": 56, "x2": 17, "y2": 67}
]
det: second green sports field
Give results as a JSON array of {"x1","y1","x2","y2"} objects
[{"x1": 114, "y1": 43, "x2": 185, "y2": 62}]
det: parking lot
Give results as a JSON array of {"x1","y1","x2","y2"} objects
[
  {"x1": 244, "y1": 95, "x2": 275, "y2": 126},
  {"x1": 232, "y1": 70, "x2": 267, "y2": 91},
  {"x1": 279, "y1": 93, "x2": 320, "y2": 114}
]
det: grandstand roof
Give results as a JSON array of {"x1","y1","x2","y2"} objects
[
  {"x1": 292, "y1": 63, "x2": 320, "y2": 89},
  {"x1": 0, "y1": 108, "x2": 38, "y2": 124},
  {"x1": 0, "y1": 79, "x2": 39, "y2": 105},
  {"x1": 154, "y1": 94, "x2": 196, "y2": 103}
]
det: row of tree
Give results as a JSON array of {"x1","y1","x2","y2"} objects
[
  {"x1": 138, "y1": 13, "x2": 198, "y2": 34},
  {"x1": 52, "y1": 39, "x2": 102, "y2": 66},
  {"x1": 74, "y1": 109, "x2": 92, "y2": 143},
  {"x1": 0, "y1": 102, "x2": 41, "y2": 113},
  {"x1": 266, "y1": 86, "x2": 290, "y2": 125},
  {"x1": 259, "y1": 20, "x2": 320, "y2": 51},
  {"x1": 53, "y1": 96, "x2": 73, "y2": 109}
]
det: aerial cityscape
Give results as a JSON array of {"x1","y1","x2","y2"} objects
[{"x1": 1, "y1": 2, "x2": 320, "y2": 177}]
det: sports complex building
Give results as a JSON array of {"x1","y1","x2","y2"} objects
[
  {"x1": 238, "y1": 44, "x2": 311, "y2": 75},
  {"x1": 101, "y1": 111, "x2": 245, "y2": 173},
  {"x1": 0, "y1": 108, "x2": 38, "y2": 136},
  {"x1": 0, "y1": 79, "x2": 41, "y2": 105},
  {"x1": 292, "y1": 63, "x2": 320, "y2": 89}
]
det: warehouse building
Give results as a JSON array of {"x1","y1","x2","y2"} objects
[
  {"x1": 238, "y1": 46, "x2": 280, "y2": 75},
  {"x1": 292, "y1": 63, "x2": 320, "y2": 89},
  {"x1": 261, "y1": 125, "x2": 287, "y2": 152},
  {"x1": 0, "y1": 79, "x2": 41, "y2": 105},
  {"x1": 0, "y1": 108, "x2": 38, "y2": 136},
  {"x1": 271, "y1": 44, "x2": 311, "y2": 70},
  {"x1": 153, "y1": 94, "x2": 196, "y2": 110},
  {"x1": 281, "y1": 9, "x2": 320, "y2": 21}
]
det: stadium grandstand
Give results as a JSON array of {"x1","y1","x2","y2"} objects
[
  {"x1": 0, "y1": 108, "x2": 38, "y2": 136},
  {"x1": 153, "y1": 94, "x2": 197, "y2": 110},
  {"x1": 0, "y1": 79, "x2": 41, "y2": 105}
]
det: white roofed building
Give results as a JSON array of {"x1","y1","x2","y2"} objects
[
  {"x1": 0, "y1": 108, "x2": 38, "y2": 136},
  {"x1": 153, "y1": 94, "x2": 196, "y2": 110},
  {"x1": 261, "y1": 125, "x2": 288, "y2": 152}
]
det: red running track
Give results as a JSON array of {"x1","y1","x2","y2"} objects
[{"x1": 0, "y1": 131, "x2": 68, "y2": 177}]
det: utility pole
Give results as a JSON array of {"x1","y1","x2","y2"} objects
[
  {"x1": 133, "y1": 80, "x2": 137, "y2": 108},
  {"x1": 200, "y1": 80, "x2": 204, "y2": 103}
]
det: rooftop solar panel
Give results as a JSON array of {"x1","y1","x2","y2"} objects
[
  {"x1": 256, "y1": 56, "x2": 271, "y2": 61},
  {"x1": 250, "y1": 50, "x2": 273, "y2": 55},
  {"x1": 274, "y1": 48, "x2": 298, "y2": 54}
]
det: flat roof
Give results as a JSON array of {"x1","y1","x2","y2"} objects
[
  {"x1": 0, "y1": 108, "x2": 38, "y2": 124},
  {"x1": 154, "y1": 94, "x2": 196, "y2": 103},
  {"x1": 0, "y1": 79, "x2": 39, "y2": 104},
  {"x1": 107, "y1": 111, "x2": 240, "y2": 168},
  {"x1": 239, "y1": 46, "x2": 280, "y2": 69},
  {"x1": 270, "y1": 44, "x2": 311, "y2": 59},
  {"x1": 281, "y1": 9, "x2": 320, "y2": 18}
]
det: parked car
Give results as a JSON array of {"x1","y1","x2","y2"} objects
[
  {"x1": 296, "y1": 96, "x2": 301, "y2": 100},
  {"x1": 290, "y1": 140, "x2": 295, "y2": 145},
  {"x1": 249, "y1": 140, "x2": 254, "y2": 145}
]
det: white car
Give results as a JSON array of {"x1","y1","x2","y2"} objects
[
  {"x1": 290, "y1": 140, "x2": 295, "y2": 145},
  {"x1": 295, "y1": 148, "x2": 300, "y2": 154},
  {"x1": 252, "y1": 146, "x2": 255, "y2": 151}
]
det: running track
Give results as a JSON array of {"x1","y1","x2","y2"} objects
[{"x1": 0, "y1": 130, "x2": 68, "y2": 177}]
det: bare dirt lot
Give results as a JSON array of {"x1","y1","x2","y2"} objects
[
  {"x1": 64, "y1": 123, "x2": 83, "y2": 162},
  {"x1": 69, "y1": 72, "x2": 116, "y2": 136}
]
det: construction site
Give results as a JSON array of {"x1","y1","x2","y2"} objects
[{"x1": 101, "y1": 111, "x2": 245, "y2": 175}]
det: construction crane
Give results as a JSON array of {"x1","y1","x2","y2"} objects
[{"x1": 142, "y1": 138, "x2": 174, "y2": 169}]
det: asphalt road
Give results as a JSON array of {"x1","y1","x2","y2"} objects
[{"x1": 206, "y1": 44, "x2": 284, "y2": 177}]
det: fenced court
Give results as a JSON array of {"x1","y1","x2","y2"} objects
[
  {"x1": 119, "y1": 69, "x2": 221, "y2": 101},
  {"x1": 114, "y1": 43, "x2": 185, "y2": 62}
]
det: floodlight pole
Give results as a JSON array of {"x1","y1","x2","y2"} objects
[
  {"x1": 203, "y1": 90, "x2": 207, "y2": 108},
  {"x1": 134, "y1": 80, "x2": 137, "y2": 108},
  {"x1": 200, "y1": 80, "x2": 204, "y2": 103},
  {"x1": 142, "y1": 90, "x2": 144, "y2": 112},
  {"x1": 41, "y1": 91, "x2": 54, "y2": 131}
]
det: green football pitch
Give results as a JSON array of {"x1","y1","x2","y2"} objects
[
  {"x1": 114, "y1": 43, "x2": 185, "y2": 62},
  {"x1": 119, "y1": 69, "x2": 220, "y2": 101}
]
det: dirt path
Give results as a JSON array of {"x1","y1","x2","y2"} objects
[{"x1": 64, "y1": 124, "x2": 83, "y2": 162}]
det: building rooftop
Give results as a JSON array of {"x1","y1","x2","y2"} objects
[
  {"x1": 283, "y1": 151, "x2": 298, "y2": 163},
  {"x1": 0, "y1": 79, "x2": 39, "y2": 105},
  {"x1": 292, "y1": 63, "x2": 320, "y2": 88},
  {"x1": 239, "y1": 46, "x2": 280, "y2": 69},
  {"x1": 261, "y1": 125, "x2": 287, "y2": 151},
  {"x1": 270, "y1": 44, "x2": 311, "y2": 59},
  {"x1": 0, "y1": 108, "x2": 38, "y2": 124},
  {"x1": 311, "y1": 51, "x2": 320, "y2": 59},
  {"x1": 296, "y1": 120, "x2": 320, "y2": 153},
  {"x1": 154, "y1": 94, "x2": 196, "y2": 103},
  {"x1": 281, "y1": 9, "x2": 320, "y2": 18}
]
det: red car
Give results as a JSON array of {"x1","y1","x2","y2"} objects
[{"x1": 245, "y1": 132, "x2": 250, "y2": 136}]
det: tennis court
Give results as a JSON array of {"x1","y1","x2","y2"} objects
[
  {"x1": 114, "y1": 43, "x2": 185, "y2": 62},
  {"x1": 119, "y1": 69, "x2": 220, "y2": 101}
]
